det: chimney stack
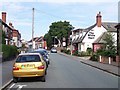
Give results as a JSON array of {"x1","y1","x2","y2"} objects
[
  {"x1": 2, "y1": 12, "x2": 6, "y2": 23},
  {"x1": 96, "y1": 12, "x2": 102, "y2": 27}
]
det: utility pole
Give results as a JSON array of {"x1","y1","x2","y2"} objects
[
  {"x1": 32, "y1": 8, "x2": 34, "y2": 50},
  {"x1": 71, "y1": 31, "x2": 73, "y2": 55}
]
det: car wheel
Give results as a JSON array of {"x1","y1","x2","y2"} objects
[
  {"x1": 41, "y1": 76, "x2": 46, "y2": 82},
  {"x1": 13, "y1": 77, "x2": 18, "y2": 83},
  {"x1": 48, "y1": 61, "x2": 50, "y2": 64},
  {"x1": 45, "y1": 69, "x2": 47, "y2": 75}
]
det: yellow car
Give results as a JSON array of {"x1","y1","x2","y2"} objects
[{"x1": 12, "y1": 53, "x2": 47, "y2": 83}]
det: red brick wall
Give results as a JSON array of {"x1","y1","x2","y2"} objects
[{"x1": 12, "y1": 30, "x2": 18, "y2": 37}]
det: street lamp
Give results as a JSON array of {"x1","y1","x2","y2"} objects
[{"x1": 52, "y1": 36, "x2": 58, "y2": 47}]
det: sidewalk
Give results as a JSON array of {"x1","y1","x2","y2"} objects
[{"x1": 58, "y1": 52, "x2": 120, "y2": 77}]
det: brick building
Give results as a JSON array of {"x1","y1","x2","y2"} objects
[{"x1": 0, "y1": 12, "x2": 21, "y2": 47}]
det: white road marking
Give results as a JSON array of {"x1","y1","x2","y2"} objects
[
  {"x1": 9, "y1": 83, "x2": 15, "y2": 88},
  {"x1": 1, "y1": 79, "x2": 13, "y2": 90},
  {"x1": 17, "y1": 85, "x2": 27, "y2": 90}
]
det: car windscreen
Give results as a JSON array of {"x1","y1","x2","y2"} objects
[{"x1": 16, "y1": 55, "x2": 41, "y2": 62}]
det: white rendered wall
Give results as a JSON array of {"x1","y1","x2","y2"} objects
[{"x1": 82, "y1": 26, "x2": 107, "y2": 51}]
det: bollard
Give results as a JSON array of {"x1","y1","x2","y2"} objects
[
  {"x1": 108, "y1": 57, "x2": 111, "y2": 64},
  {"x1": 99, "y1": 55, "x2": 102, "y2": 63}
]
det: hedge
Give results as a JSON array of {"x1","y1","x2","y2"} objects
[{"x1": 2, "y1": 44, "x2": 19, "y2": 61}]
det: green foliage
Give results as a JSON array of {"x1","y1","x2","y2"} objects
[
  {"x1": 90, "y1": 54, "x2": 99, "y2": 61},
  {"x1": 86, "y1": 48, "x2": 93, "y2": 55},
  {"x1": 79, "y1": 51, "x2": 90, "y2": 56},
  {"x1": 61, "y1": 49, "x2": 71, "y2": 54},
  {"x1": 96, "y1": 49, "x2": 116, "y2": 57},
  {"x1": 103, "y1": 33, "x2": 115, "y2": 51},
  {"x1": 2, "y1": 44, "x2": 19, "y2": 60},
  {"x1": 96, "y1": 33, "x2": 116, "y2": 57},
  {"x1": 73, "y1": 50, "x2": 79, "y2": 56},
  {"x1": 44, "y1": 21, "x2": 74, "y2": 48},
  {"x1": 44, "y1": 33, "x2": 53, "y2": 49}
]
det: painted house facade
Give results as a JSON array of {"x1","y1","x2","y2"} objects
[{"x1": 71, "y1": 12, "x2": 117, "y2": 52}]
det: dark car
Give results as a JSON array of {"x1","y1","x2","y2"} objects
[
  {"x1": 30, "y1": 50, "x2": 49, "y2": 67},
  {"x1": 35, "y1": 49, "x2": 50, "y2": 64}
]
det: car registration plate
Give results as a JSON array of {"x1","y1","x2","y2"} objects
[{"x1": 21, "y1": 64, "x2": 35, "y2": 68}]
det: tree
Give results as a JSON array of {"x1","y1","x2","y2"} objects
[
  {"x1": 44, "y1": 33, "x2": 53, "y2": 49},
  {"x1": 44, "y1": 21, "x2": 74, "y2": 48},
  {"x1": 97, "y1": 32, "x2": 116, "y2": 57}
]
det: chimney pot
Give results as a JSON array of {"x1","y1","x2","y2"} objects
[
  {"x1": 9, "y1": 22, "x2": 12, "y2": 26},
  {"x1": 2, "y1": 12, "x2": 6, "y2": 23}
]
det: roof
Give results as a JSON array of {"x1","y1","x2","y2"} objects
[
  {"x1": 71, "y1": 28, "x2": 83, "y2": 32},
  {"x1": 102, "y1": 22, "x2": 118, "y2": 32},
  {"x1": 28, "y1": 36, "x2": 44, "y2": 43},
  {"x1": 79, "y1": 24, "x2": 96, "y2": 43},
  {"x1": 93, "y1": 32, "x2": 107, "y2": 44},
  {"x1": 0, "y1": 19, "x2": 13, "y2": 30},
  {"x1": 19, "y1": 53, "x2": 41, "y2": 56},
  {"x1": 72, "y1": 22, "x2": 117, "y2": 44},
  {"x1": 115, "y1": 23, "x2": 120, "y2": 28}
]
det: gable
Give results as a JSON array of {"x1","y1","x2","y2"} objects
[{"x1": 82, "y1": 25, "x2": 107, "y2": 43}]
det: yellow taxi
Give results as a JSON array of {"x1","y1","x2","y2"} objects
[{"x1": 12, "y1": 53, "x2": 47, "y2": 82}]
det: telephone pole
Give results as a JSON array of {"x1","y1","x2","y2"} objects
[{"x1": 32, "y1": 8, "x2": 34, "y2": 50}]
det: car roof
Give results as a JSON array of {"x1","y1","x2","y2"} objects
[{"x1": 19, "y1": 53, "x2": 41, "y2": 56}]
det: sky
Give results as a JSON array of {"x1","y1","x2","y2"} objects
[{"x1": 0, "y1": 0, "x2": 119, "y2": 41}]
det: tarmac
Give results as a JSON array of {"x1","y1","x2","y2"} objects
[{"x1": 58, "y1": 52, "x2": 120, "y2": 77}]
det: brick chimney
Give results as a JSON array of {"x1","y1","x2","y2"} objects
[
  {"x1": 2, "y1": 12, "x2": 6, "y2": 23},
  {"x1": 96, "y1": 12, "x2": 102, "y2": 27}
]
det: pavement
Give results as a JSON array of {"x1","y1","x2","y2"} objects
[
  {"x1": 0, "y1": 54, "x2": 2, "y2": 63},
  {"x1": 58, "y1": 51, "x2": 120, "y2": 77}
]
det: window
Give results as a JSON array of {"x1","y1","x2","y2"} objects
[{"x1": 16, "y1": 55, "x2": 41, "y2": 62}]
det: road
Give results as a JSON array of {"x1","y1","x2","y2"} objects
[{"x1": 2, "y1": 53, "x2": 119, "y2": 89}]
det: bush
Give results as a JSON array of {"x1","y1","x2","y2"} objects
[
  {"x1": 2, "y1": 44, "x2": 19, "y2": 61},
  {"x1": 61, "y1": 49, "x2": 71, "y2": 54},
  {"x1": 73, "y1": 50, "x2": 79, "y2": 56},
  {"x1": 96, "y1": 49, "x2": 116, "y2": 58},
  {"x1": 77, "y1": 51, "x2": 91, "y2": 57},
  {"x1": 90, "y1": 54, "x2": 99, "y2": 61},
  {"x1": 86, "y1": 48, "x2": 93, "y2": 55}
]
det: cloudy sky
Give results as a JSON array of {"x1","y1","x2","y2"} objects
[{"x1": 0, "y1": 0, "x2": 119, "y2": 41}]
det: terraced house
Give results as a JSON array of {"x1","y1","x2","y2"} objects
[
  {"x1": 28, "y1": 36, "x2": 47, "y2": 50},
  {"x1": 71, "y1": 12, "x2": 117, "y2": 53},
  {"x1": 0, "y1": 12, "x2": 22, "y2": 48}
]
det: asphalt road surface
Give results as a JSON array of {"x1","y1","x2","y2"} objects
[{"x1": 2, "y1": 53, "x2": 119, "y2": 89}]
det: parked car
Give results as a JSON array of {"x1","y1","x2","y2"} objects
[
  {"x1": 37, "y1": 48, "x2": 50, "y2": 61},
  {"x1": 30, "y1": 50, "x2": 50, "y2": 67},
  {"x1": 12, "y1": 53, "x2": 47, "y2": 83},
  {"x1": 51, "y1": 48, "x2": 57, "y2": 53}
]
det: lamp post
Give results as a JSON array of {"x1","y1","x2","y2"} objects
[
  {"x1": 52, "y1": 36, "x2": 58, "y2": 47},
  {"x1": 32, "y1": 8, "x2": 34, "y2": 51}
]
